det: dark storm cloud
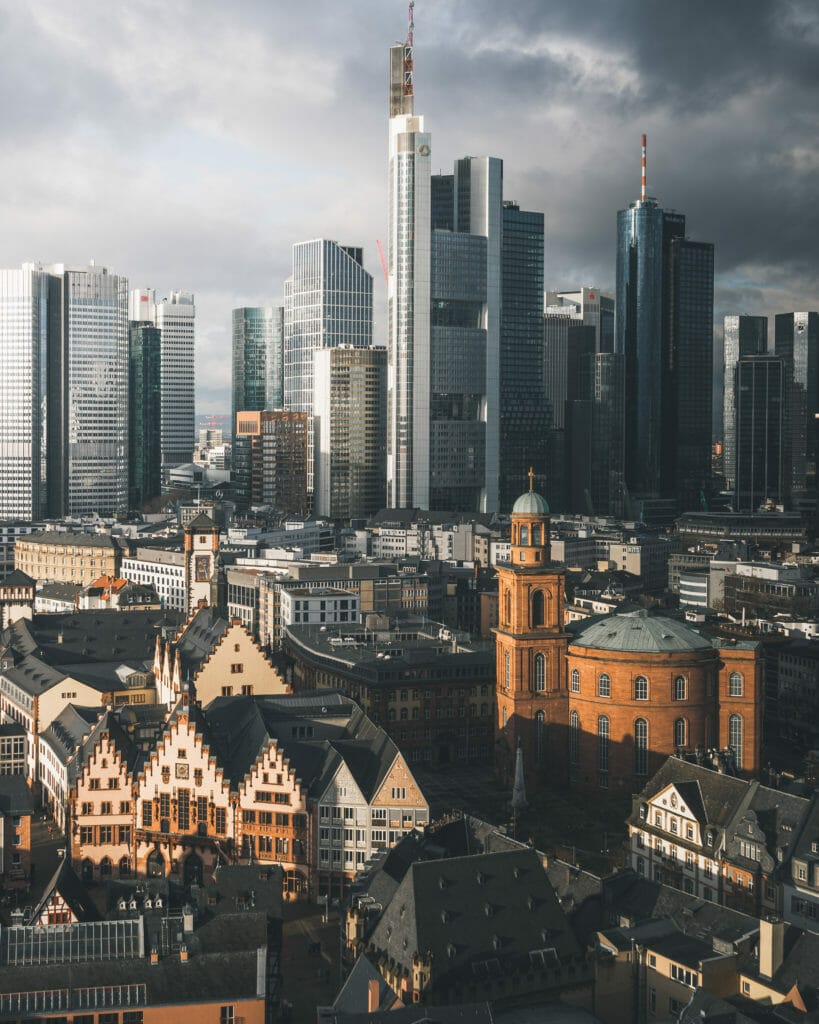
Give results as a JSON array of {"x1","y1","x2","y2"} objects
[{"x1": 0, "y1": 0, "x2": 817, "y2": 411}]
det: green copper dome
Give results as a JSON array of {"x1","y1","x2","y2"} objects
[{"x1": 512, "y1": 490, "x2": 550, "y2": 515}]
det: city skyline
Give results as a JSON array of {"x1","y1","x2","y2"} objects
[{"x1": 0, "y1": 1, "x2": 817, "y2": 415}]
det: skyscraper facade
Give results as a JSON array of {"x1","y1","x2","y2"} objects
[
  {"x1": 233, "y1": 410, "x2": 308, "y2": 515},
  {"x1": 313, "y1": 346, "x2": 387, "y2": 519},
  {"x1": 129, "y1": 288, "x2": 196, "y2": 467},
  {"x1": 0, "y1": 267, "x2": 49, "y2": 519},
  {"x1": 615, "y1": 138, "x2": 713, "y2": 510},
  {"x1": 723, "y1": 315, "x2": 768, "y2": 491},
  {"x1": 774, "y1": 311, "x2": 819, "y2": 500},
  {"x1": 545, "y1": 288, "x2": 615, "y2": 353},
  {"x1": 667, "y1": 237, "x2": 715, "y2": 511},
  {"x1": 231, "y1": 305, "x2": 284, "y2": 434},
  {"x1": 499, "y1": 203, "x2": 550, "y2": 512},
  {"x1": 128, "y1": 322, "x2": 162, "y2": 509},
  {"x1": 283, "y1": 239, "x2": 373, "y2": 498},
  {"x1": 57, "y1": 264, "x2": 129, "y2": 517},
  {"x1": 735, "y1": 355, "x2": 785, "y2": 512},
  {"x1": 387, "y1": 39, "x2": 432, "y2": 510}
]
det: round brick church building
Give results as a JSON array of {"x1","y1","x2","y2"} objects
[{"x1": 566, "y1": 610, "x2": 761, "y2": 793}]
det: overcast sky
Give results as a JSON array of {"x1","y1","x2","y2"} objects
[{"x1": 1, "y1": 0, "x2": 817, "y2": 415}]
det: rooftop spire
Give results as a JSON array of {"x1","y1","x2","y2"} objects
[
  {"x1": 404, "y1": 1, "x2": 415, "y2": 99},
  {"x1": 641, "y1": 133, "x2": 647, "y2": 202},
  {"x1": 528, "y1": 466, "x2": 534, "y2": 492}
]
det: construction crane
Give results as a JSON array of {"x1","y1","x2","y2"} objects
[{"x1": 376, "y1": 240, "x2": 389, "y2": 287}]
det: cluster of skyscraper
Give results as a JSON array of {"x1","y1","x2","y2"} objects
[
  {"x1": 2, "y1": 17, "x2": 817, "y2": 524},
  {"x1": 0, "y1": 264, "x2": 195, "y2": 519}
]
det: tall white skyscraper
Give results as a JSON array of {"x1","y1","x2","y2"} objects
[
  {"x1": 130, "y1": 288, "x2": 196, "y2": 467},
  {"x1": 0, "y1": 267, "x2": 49, "y2": 519},
  {"x1": 387, "y1": 35, "x2": 431, "y2": 510},
  {"x1": 0, "y1": 263, "x2": 128, "y2": 519},
  {"x1": 283, "y1": 240, "x2": 373, "y2": 496},
  {"x1": 387, "y1": 26, "x2": 503, "y2": 512}
]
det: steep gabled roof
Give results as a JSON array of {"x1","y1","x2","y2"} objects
[
  {"x1": 76, "y1": 709, "x2": 142, "y2": 778},
  {"x1": 630, "y1": 757, "x2": 750, "y2": 832},
  {"x1": 27, "y1": 859, "x2": 100, "y2": 925},
  {"x1": 0, "y1": 570, "x2": 36, "y2": 589},
  {"x1": 367, "y1": 848, "x2": 579, "y2": 994}
]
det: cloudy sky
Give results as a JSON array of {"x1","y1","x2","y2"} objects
[{"x1": 1, "y1": 0, "x2": 817, "y2": 415}]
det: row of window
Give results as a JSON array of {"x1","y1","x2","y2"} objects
[
  {"x1": 502, "y1": 662, "x2": 745, "y2": 698},
  {"x1": 567, "y1": 713, "x2": 745, "y2": 777}
]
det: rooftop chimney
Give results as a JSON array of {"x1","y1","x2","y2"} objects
[
  {"x1": 368, "y1": 978, "x2": 380, "y2": 1012},
  {"x1": 759, "y1": 917, "x2": 785, "y2": 980}
]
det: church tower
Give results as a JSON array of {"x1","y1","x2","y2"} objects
[{"x1": 494, "y1": 471, "x2": 569, "y2": 790}]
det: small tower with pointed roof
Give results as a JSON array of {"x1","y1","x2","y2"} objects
[
  {"x1": 494, "y1": 469, "x2": 569, "y2": 791},
  {"x1": 183, "y1": 511, "x2": 219, "y2": 613}
]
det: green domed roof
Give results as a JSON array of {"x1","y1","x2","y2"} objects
[
  {"x1": 512, "y1": 490, "x2": 550, "y2": 515},
  {"x1": 571, "y1": 610, "x2": 714, "y2": 654}
]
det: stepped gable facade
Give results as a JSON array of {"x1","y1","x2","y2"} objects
[
  {"x1": 69, "y1": 691, "x2": 429, "y2": 898},
  {"x1": 153, "y1": 604, "x2": 289, "y2": 707}
]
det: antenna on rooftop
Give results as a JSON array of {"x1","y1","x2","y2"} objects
[
  {"x1": 641, "y1": 134, "x2": 647, "y2": 202},
  {"x1": 404, "y1": 0, "x2": 415, "y2": 98}
]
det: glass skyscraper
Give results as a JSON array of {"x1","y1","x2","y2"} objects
[
  {"x1": 283, "y1": 239, "x2": 373, "y2": 498},
  {"x1": 128, "y1": 322, "x2": 162, "y2": 509},
  {"x1": 775, "y1": 311, "x2": 819, "y2": 499},
  {"x1": 231, "y1": 305, "x2": 284, "y2": 433},
  {"x1": 615, "y1": 146, "x2": 713, "y2": 510},
  {"x1": 735, "y1": 355, "x2": 785, "y2": 511},
  {"x1": 0, "y1": 267, "x2": 49, "y2": 519},
  {"x1": 499, "y1": 203, "x2": 550, "y2": 512},
  {"x1": 723, "y1": 314, "x2": 767, "y2": 491},
  {"x1": 129, "y1": 288, "x2": 196, "y2": 467}
]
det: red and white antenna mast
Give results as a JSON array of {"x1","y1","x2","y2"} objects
[
  {"x1": 404, "y1": 0, "x2": 415, "y2": 98},
  {"x1": 641, "y1": 133, "x2": 647, "y2": 202}
]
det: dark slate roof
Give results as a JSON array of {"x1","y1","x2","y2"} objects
[
  {"x1": 0, "y1": 651, "x2": 68, "y2": 696},
  {"x1": 330, "y1": 952, "x2": 397, "y2": 1013},
  {"x1": 727, "y1": 786, "x2": 809, "y2": 875},
  {"x1": 202, "y1": 698, "x2": 270, "y2": 788},
  {"x1": 39, "y1": 705, "x2": 104, "y2": 770},
  {"x1": 185, "y1": 511, "x2": 218, "y2": 532},
  {"x1": 367, "y1": 849, "x2": 580, "y2": 995},
  {"x1": 29, "y1": 609, "x2": 184, "y2": 665},
  {"x1": 326, "y1": 1004, "x2": 494, "y2": 1024},
  {"x1": 0, "y1": 569, "x2": 36, "y2": 588},
  {"x1": 76, "y1": 710, "x2": 142, "y2": 777},
  {"x1": 176, "y1": 605, "x2": 231, "y2": 676},
  {"x1": 750, "y1": 927, "x2": 819, "y2": 1009},
  {"x1": 28, "y1": 858, "x2": 101, "y2": 925},
  {"x1": 36, "y1": 582, "x2": 82, "y2": 603},
  {"x1": 629, "y1": 757, "x2": 751, "y2": 832},
  {"x1": 22, "y1": 531, "x2": 118, "y2": 548},
  {"x1": 0, "y1": 775, "x2": 34, "y2": 815}
]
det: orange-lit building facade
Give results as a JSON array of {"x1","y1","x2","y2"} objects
[{"x1": 495, "y1": 484, "x2": 763, "y2": 796}]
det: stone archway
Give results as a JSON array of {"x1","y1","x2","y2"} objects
[{"x1": 147, "y1": 848, "x2": 165, "y2": 878}]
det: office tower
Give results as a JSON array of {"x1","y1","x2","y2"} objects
[
  {"x1": 231, "y1": 306, "x2": 284, "y2": 433},
  {"x1": 545, "y1": 288, "x2": 615, "y2": 353},
  {"x1": 128, "y1": 322, "x2": 162, "y2": 509},
  {"x1": 283, "y1": 240, "x2": 373, "y2": 499},
  {"x1": 54, "y1": 264, "x2": 129, "y2": 516},
  {"x1": 722, "y1": 315, "x2": 767, "y2": 490},
  {"x1": 313, "y1": 346, "x2": 387, "y2": 519},
  {"x1": 233, "y1": 410, "x2": 308, "y2": 515},
  {"x1": 429, "y1": 156, "x2": 502, "y2": 511},
  {"x1": 667, "y1": 238, "x2": 714, "y2": 511},
  {"x1": 615, "y1": 136, "x2": 713, "y2": 509},
  {"x1": 387, "y1": 26, "x2": 432, "y2": 511},
  {"x1": 129, "y1": 288, "x2": 196, "y2": 467},
  {"x1": 774, "y1": 312, "x2": 819, "y2": 499},
  {"x1": 499, "y1": 202, "x2": 550, "y2": 511},
  {"x1": 0, "y1": 267, "x2": 49, "y2": 519},
  {"x1": 566, "y1": 353, "x2": 626, "y2": 516},
  {"x1": 543, "y1": 317, "x2": 596, "y2": 431},
  {"x1": 735, "y1": 356, "x2": 785, "y2": 511}
]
